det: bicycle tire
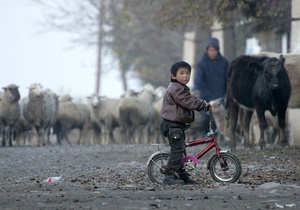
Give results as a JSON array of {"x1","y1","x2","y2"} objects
[
  {"x1": 147, "y1": 152, "x2": 170, "y2": 184},
  {"x1": 208, "y1": 152, "x2": 242, "y2": 183}
]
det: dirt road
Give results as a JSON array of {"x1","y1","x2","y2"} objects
[{"x1": 0, "y1": 144, "x2": 299, "y2": 209}]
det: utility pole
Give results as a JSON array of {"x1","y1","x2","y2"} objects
[{"x1": 95, "y1": 0, "x2": 104, "y2": 95}]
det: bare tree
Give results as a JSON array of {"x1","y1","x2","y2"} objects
[
  {"x1": 34, "y1": 0, "x2": 109, "y2": 95},
  {"x1": 34, "y1": 0, "x2": 192, "y2": 91}
]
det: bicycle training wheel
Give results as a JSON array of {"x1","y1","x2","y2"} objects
[
  {"x1": 147, "y1": 152, "x2": 170, "y2": 184},
  {"x1": 208, "y1": 152, "x2": 241, "y2": 183}
]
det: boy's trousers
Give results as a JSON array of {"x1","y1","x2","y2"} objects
[{"x1": 160, "y1": 119, "x2": 187, "y2": 170}]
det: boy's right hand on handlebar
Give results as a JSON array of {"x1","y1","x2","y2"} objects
[
  {"x1": 203, "y1": 103, "x2": 211, "y2": 111},
  {"x1": 203, "y1": 100, "x2": 211, "y2": 111}
]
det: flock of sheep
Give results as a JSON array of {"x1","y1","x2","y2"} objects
[
  {"x1": 0, "y1": 83, "x2": 174, "y2": 147},
  {"x1": 0, "y1": 81, "x2": 291, "y2": 148},
  {"x1": 1, "y1": 52, "x2": 299, "y2": 148}
]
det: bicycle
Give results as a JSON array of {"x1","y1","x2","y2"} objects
[{"x1": 147, "y1": 109, "x2": 242, "y2": 184}]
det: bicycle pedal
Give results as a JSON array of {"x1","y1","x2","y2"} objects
[{"x1": 160, "y1": 166, "x2": 173, "y2": 174}]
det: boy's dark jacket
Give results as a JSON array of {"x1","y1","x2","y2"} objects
[{"x1": 161, "y1": 81, "x2": 207, "y2": 123}]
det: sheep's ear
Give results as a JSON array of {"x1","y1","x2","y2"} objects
[{"x1": 2, "y1": 87, "x2": 7, "y2": 91}]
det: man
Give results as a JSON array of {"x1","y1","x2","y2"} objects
[{"x1": 193, "y1": 38, "x2": 229, "y2": 135}]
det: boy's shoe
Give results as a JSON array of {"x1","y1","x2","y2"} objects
[
  {"x1": 162, "y1": 174, "x2": 184, "y2": 185},
  {"x1": 178, "y1": 169, "x2": 196, "y2": 185},
  {"x1": 181, "y1": 176, "x2": 196, "y2": 184}
]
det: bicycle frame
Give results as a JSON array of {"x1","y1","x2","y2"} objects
[
  {"x1": 184, "y1": 133, "x2": 222, "y2": 161},
  {"x1": 182, "y1": 109, "x2": 225, "y2": 166}
]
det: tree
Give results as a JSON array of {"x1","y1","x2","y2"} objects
[
  {"x1": 107, "y1": 0, "x2": 184, "y2": 88},
  {"x1": 34, "y1": 0, "x2": 112, "y2": 95},
  {"x1": 150, "y1": 0, "x2": 292, "y2": 58},
  {"x1": 150, "y1": 0, "x2": 291, "y2": 31},
  {"x1": 34, "y1": 0, "x2": 185, "y2": 92}
]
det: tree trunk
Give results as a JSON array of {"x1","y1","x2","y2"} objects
[{"x1": 95, "y1": 0, "x2": 104, "y2": 95}]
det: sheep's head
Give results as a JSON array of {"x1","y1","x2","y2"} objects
[
  {"x1": 138, "y1": 85, "x2": 157, "y2": 103},
  {"x1": 28, "y1": 83, "x2": 43, "y2": 99},
  {"x1": 59, "y1": 94, "x2": 73, "y2": 103},
  {"x1": 88, "y1": 94, "x2": 100, "y2": 107},
  {"x1": 155, "y1": 86, "x2": 166, "y2": 98},
  {"x1": 2, "y1": 84, "x2": 20, "y2": 102},
  {"x1": 121, "y1": 89, "x2": 138, "y2": 98}
]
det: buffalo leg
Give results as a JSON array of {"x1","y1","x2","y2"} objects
[
  {"x1": 229, "y1": 102, "x2": 239, "y2": 151},
  {"x1": 256, "y1": 110, "x2": 267, "y2": 149},
  {"x1": 278, "y1": 111, "x2": 289, "y2": 147},
  {"x1": 241, "y1": 109, "x2": 253, "y2": 148}
]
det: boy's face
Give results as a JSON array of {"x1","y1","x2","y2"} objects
[{"x1": 171, "y1": 67, "x2": 191, "y2": 85}]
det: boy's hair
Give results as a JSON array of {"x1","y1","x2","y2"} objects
[{"x1": 170, "y1": 61, "x2": 191, "y2": 76}]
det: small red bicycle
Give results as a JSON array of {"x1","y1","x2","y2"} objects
[{"x1": 147, "y1": 109, "x2": 242, "y2": 184}]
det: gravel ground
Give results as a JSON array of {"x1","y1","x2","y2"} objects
[{"x1": 0, "y1": 144, "x2": 299, "y2": 210}]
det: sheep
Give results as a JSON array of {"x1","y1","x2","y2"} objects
[
  {"x1": 151, "y1": 86, "x2": 166, "y2": 144},
  {"x1": 249, "y1": 110, "x2": 290, "y2": 146},
  {"x1": 88, "y1": 94, "x2": 120, "y2": 144},
  {"x1": 42, "y1": 89, "x2": 59, "y2": 144},
  {"x1": 12, "y1": 97, "x2": 32, "y2": 146},
  {"x1": 23, "y1": 83, "x2": 58, "y2": 146},
  {"x1": 0, "y1": 84, "x2": 21, "y2": 147},
  {"x1": 54, "y1": 96, "x2": 92, "y2": 145},
  {"x1": 152, "y1": 97, "x2": 164, "y2": 143},
  {"x1": 184, "y1": 98, "x2": 228, "y2": 142},
  {"x1": 287, "y1": 108, "x2": 300, "y2": 146},
  {"x1": 119, "y1": 84, "x2": 156, "y2": 144},
  {"x1": 59, "y1": 94, "x2": 73, "y2": 103},
  {"x1": 209, "y1": 98, "x2": 230, "y2": 141}
]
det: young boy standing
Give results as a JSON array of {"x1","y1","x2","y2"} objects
[{"x1": 160, "y1": 61, "x2": 210, "y2": 185}]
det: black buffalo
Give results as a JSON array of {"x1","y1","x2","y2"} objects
[{"x1": 226, "y1": 55, "x2": 291, "y2": 150}]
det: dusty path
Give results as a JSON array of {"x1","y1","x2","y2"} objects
[{"x1": 0, "y1": 144, "x2": 299, "y2": 209}]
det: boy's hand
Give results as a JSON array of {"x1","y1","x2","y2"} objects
[{"x1": 203, "y1": 101, "x2": 211, "y2": 111}]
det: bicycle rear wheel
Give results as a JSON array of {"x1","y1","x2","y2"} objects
[
  {"x1": 208, "y1": 152, "x2": 241, "y2": 183},
  {"x1": 147, "y1": 152, "x2": 170, "y2": 184}
]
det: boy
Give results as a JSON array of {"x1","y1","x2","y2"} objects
[{"x1": 160, "y1": 61, "x2": 210, "y2": 185}]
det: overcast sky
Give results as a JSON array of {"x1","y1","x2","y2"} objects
[{"x1": 0, "y1": 0, "x2": 140, "y2": 101}]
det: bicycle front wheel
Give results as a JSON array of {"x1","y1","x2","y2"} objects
[
  {"x1": 147, "y1": 152, "x2": 170, "y2": 184},
  {"x1": 208, "y1": 152, "x2": 241, "y2": 183}
]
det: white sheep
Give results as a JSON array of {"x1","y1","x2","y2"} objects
[
  {"x1": 59, "y1": 94, "x2": 73, "y2": 103},
  {"x1": 88, "y1": 94, "x2": 120, "y2": 144},
  {"x1": 151, "y1": 86, "x2": 167, "y2": 144},
  {"x1": 43, "y1": 89, "x2": 59, "y2": 144},
  {"x1": 12, "y1": 97, "x2": 32, "y2": 146},
  {"x1": 0, "y1": 84, "x2": 21, "y2": 147},
  {"x1": 119, "y1": 84, "x2": 156, "y2": 144},
  {"x1": 55, "y1": 96, "x2": 92, "y2": 145},
  {"x1": 186, "y1": 98, "x2": 231, "y2": 144},
  {"x1": 23, "y1": 83, "x2": 58, "y2": 146}
]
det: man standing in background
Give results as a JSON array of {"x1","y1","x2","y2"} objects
[{"x1": 193, "y1": 38, "x2": 229, "y2": 136}]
